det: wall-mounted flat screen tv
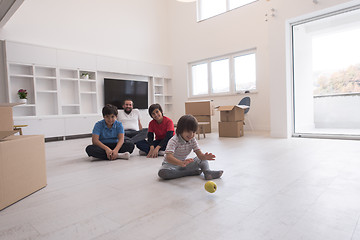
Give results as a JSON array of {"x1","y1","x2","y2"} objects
[{"x1": 104, "y1": 78, "x2": 148, "y2": 109}]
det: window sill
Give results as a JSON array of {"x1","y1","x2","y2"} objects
[{"x1": 188, "y1": 90, "x2": 258, "y2": 99}]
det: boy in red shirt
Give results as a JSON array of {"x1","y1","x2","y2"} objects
[{"x1": 136, "y1": 104, "x2": 175, "y2": 158}]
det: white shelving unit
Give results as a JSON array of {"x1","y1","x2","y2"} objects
[
  {"x1": 7, "y1": 63, "x2": 36, "y2": 117},
  {"x1": 79, "y1": 70, "x2": 97, "y2": 115},
  {"x1": 1, "y1": 40, "x2": 172, "y2": 138},
  {"x1": 7, "y1": 63, "x2": 98, "y2": 117},
  {"x1": 150, "y1": 76, "x2": 172, "y2": 115},
  {"x1": 59, "y1": 68, "x2": 80, "y2": 115},
  {"x1": 154, "y1": 77, "x2": 164, "y2": 106},
  {"x1": 34, "y1": 65, "x2": 58, "y2": 116},
  {"x1": 163, "y1": 78, "x2": 173, "y2": 114}
]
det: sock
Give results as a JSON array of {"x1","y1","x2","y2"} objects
[
  {"x1": 204, "y1": 170, "x2": 224, "y2": 180},
  {"x1": 117, "y1": 152, "x2": 130, "y2": 160}
]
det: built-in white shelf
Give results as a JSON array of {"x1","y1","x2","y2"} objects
[
  {"x1": 150, "y1": 76, "x2": 173, "y2": 115},
  {"x1": 2, "y1": 40, "x2": 173, "y2": 138},
  {"x1": 7, "y1": 62, "x2": 98, "y2": 117}
]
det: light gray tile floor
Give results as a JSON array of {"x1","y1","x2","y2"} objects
[{"x1": 1, "y1": 132, "x2": 360, "y2": 240}]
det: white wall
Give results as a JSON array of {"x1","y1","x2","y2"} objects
[
  {"x1": 169, "y1": 0, "x2": 356, "y2": 137},
  {"x1": 1, "y1": 0, "x2": 357, "y2": 137},
  {"x1": 0, "y1": 0, "x2": 171, "y2": 65},
  {"x1": 169, "y1": 1, "x2": 271, "y2": 131}
]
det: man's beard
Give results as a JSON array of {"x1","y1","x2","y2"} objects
[{"x1": 124, "y1": 108, "x2": 132, "y2": 114}]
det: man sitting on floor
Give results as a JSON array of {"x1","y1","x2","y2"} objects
[{"x1": 117, "y1": 99, "x2": 148, "y2": 145}]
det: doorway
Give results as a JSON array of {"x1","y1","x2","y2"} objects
[{"x1": 291, "y1": 5, "x2": 360, "y2": 139}]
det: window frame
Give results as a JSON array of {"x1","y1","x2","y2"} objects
[
  {"x1": 209, "y1": 56, "x2": 231, "y2": 96},
  {"x1": 188, "y1": 48, "x2": 257, "y2": 98},
  {"x1": 197, "y1": 0, "x2": 259, "y2": 22},
  {"x1": 233, "y1": 52, "x2": 257, "y2": 92},
  {"x1": 190, "y1": 60, "x2": 209, "y2": 97}
]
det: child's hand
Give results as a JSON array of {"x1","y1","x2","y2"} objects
[
  {"x1": 180, "y1": 158, "x2": 194, "y2": 167},
  {"x1": 147, "y1": 148, "x2": 159, "y2": 158},
  {"x1": 204, "y1": 152, "x2": 216, "y2": 160},
  {"x1": 108, "y1": 149, "x2": 118, "y2": 160},
  {"x1": 106, "y1": 148, "x2": 113, "y2": 160},
  {"x1": 110, "y1": 150, "x2": 118, "y2": 160}
]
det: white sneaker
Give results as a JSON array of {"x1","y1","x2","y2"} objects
[
  {"x1": 158, "y1": 151, "x2": 165, "y2": 156},
  {"x1": 139, "y1": 150, "x2": 147, "y2": 156},
  {"x1": 118, "y1": 152, "x2": 130, "y2": 160}
]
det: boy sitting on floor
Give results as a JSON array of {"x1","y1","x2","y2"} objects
[{"x1": 86, "y1": 104, "x2": 134, "y2": 160}]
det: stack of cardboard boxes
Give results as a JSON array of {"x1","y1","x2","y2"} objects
[
  {"x1": 217, "y1": 105, "x2": 248, "y2": 137},
  {"x1": 0, "y1": 103, "x2": 47, "y2": 211},
  {"x1": 185, "y1": 100, "x2": 214, "y2": 133}
]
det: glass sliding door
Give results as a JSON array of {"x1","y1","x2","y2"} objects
[{"x1": 292, "y1": 5, "x2": 360, "y2": 139}]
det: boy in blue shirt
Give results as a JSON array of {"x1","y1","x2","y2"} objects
[{"x1": 86, "y1": 104, "x2": 134, "y2": 160}]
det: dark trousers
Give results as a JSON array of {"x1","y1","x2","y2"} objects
[
  {"x1": 125, "y1": 128, "x2": 148, "y2": 144},
  {"x1": 136, "y1": 139, "x2": 167, "y2": 154},
  {"x1": 86, "y1": 141, "x2": 134, "y2": 160}
]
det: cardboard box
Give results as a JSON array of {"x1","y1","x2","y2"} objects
[
  {"x1": 0, "y1": 103, "x2": 22, "y2": 131},
  {"x1": 0, "y1": 135, "x2": 47, "y2": 211},
  {"x1": 218, "y1": 121, "x2": 244, "y2": 137},
  {"x1": 218, "y1": 105, "x2": 248, "y2": 122},
  {"x1": 185, "y1": 100, "x2": 214, "y2": 116},
  {"x1": 0, "y1": 103, "x2": 46, "y2": 211},
  {"x1": 194, "y1": 115, "x2": 211, "y2": 133}
]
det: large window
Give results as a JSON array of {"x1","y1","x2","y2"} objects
[
  {"x1": 211, "y1": 58, "x2": 230, "y2": 93},
  {"x1": 234, "y1": 53, "x2": 256, "y2": 91},
  {"x1": 198, "y1": 0, "x2": 258, "y2": 21},
  {"x1": 191, "y1": 63, "x2": 208, "y2": 96},
  {"x1": 189, "y1": 50, "x2": 257, "y2": 97},
  {"x1": 292, "y1": 5, "x2": 360, "y2": 138}
]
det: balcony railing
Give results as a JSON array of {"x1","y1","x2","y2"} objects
[{"x1": 314, "y1": 93, "x2": 360, "y2": 129}]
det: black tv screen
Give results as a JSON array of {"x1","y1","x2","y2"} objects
[{"x1": 104, "y1": 78, "x2": 148, "y2": 109}]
